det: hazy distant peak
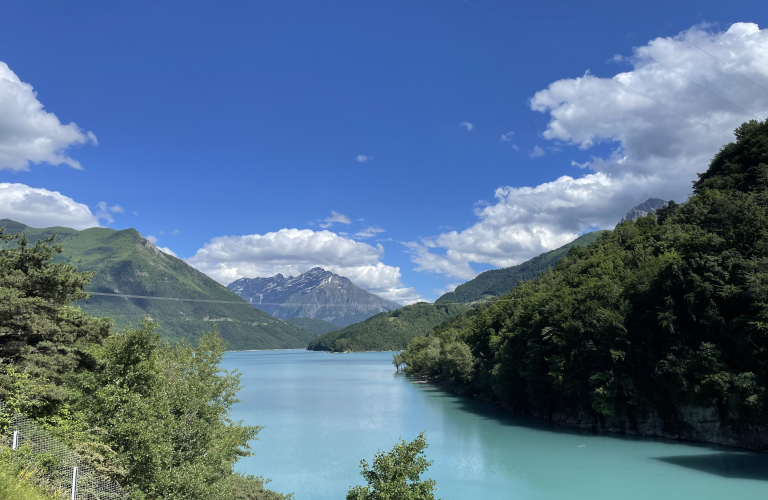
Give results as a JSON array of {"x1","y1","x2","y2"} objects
[{"x1": 620, "y1": 198, "x2": 668, "y2": 223}]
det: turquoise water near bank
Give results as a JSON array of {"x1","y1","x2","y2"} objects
[{"x1": 223, "y1": 350, "x2": 768, "y2": 500}]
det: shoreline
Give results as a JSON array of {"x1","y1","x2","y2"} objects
[{"x1": 409, "y1": 374, "x2": 768, "y2": 453}]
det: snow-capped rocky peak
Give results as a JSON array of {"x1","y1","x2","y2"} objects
[{"x1": 226, "y1": 267, "x2": 400, "y2": 327}]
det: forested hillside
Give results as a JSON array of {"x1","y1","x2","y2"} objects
[
  {"x1": 0, "y1": 220, "x2": 315, "y2": 350},
  {"x1": 285, "y1": 317, "x2": 342, "y2": 335},
  {"x1": 435, "y1": 231, "x2": 608, "y2": 304},
  {"x1": 400, "y1": 120, "x2": 768, "y2": 447},
  {"x1": 0, "y1": 228, "x2": 291, "y2": 499},
  {"x1": 307, "y1": 302, "x2": 470, "y2": 352}
]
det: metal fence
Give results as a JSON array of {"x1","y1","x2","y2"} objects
[{"x1": 0, "y1": 404, "x2": 126, "y2": 500}]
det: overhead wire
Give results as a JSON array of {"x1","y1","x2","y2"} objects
[{"x1": 87, "y1": 291, "x2": 376, "y2": 308}]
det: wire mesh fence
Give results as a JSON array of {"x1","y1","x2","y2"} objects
[{"x1": 0, "y1": 403, "x2": 127, "y2": 500}]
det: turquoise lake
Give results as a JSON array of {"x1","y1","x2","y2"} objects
[{"x1": 222, "y1": 349, "x2": 768, "y2": 500}]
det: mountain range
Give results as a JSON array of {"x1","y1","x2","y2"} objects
[
  {"x1": 0, "y1": 219, "x2": 315, "y2": 350},
  {"x1": 227, "y1": 268, "x2": 400, "y2": 326}
]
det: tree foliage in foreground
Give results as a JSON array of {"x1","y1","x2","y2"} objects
[
  {"x1": 0, "y1": 229, "x2": 290, "y2": 499},
  {"x1": 346, "y1": 432, "x2": 439, "y2": 500},
  {"x1": 400, "y1": 119, "x2": 768, "y2": 427}
]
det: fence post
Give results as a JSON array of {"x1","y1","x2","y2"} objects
[
  {"x1": 71, "y1": 466, "x2": 78, "y2": 500},
  {"x1": 11, "y1": 430, "x2": 18, "y2": 450}
]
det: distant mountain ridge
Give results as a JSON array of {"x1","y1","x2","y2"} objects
[
  {"x1": 620, "y1": 198, "x2": 668, "y2": 223},
  {"x1": 436, "y1": 231, "x2": 609, "y2": 305},
  {"x1": 0, "y1": 219, "x2": 315, "y2": 350},
  {"x1": 307, "y1": 302, "x2": 471, "y2": 352},
  {"x1": 228, "y1": 267, "x2": 400, "y2": 326}
]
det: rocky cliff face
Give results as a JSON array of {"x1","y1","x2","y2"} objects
[
  {"x1": 534, "y1": 406, "x2": 768, "y2": 452},
  {"x1": 227, "y1": 267, "x2": 400, "y2": 327},
  {"x1": 620, "y1": 198, "x2": 668, "y2": 223}
]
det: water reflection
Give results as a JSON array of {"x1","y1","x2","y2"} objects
[
  {"x1": 655, "y1": 453, "x2": 768, "y2": 481},
  {"x1": 225, "y1": 350, "x2": 768, "y2": 500}
]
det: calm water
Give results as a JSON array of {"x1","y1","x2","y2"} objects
[{"x1": 222, "y1": 350, "x2": 768, "y2": 500}]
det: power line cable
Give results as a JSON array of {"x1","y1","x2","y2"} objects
[{"x1": 87, "y1": 291, "x2": 378, "y2": 308}]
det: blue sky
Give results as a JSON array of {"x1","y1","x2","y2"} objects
[{"x1": 1, "y1": 0, "x2": 767, "y2": 302}]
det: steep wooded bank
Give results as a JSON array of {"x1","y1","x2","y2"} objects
[{"x1": 399, "y1": 119, "x2": 768, "y2": 451}]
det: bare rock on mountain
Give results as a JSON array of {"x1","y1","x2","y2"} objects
[
  {"x1": 228, "y1": 267, "x2": 400, "y2": 327},
  {"x1": 621, "y1": 198, "x2": 668, "y2": 223}
]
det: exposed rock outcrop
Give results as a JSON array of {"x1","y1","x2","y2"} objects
[{"x1": 534, "y1": 406, "x2": 768, "y2": 451}]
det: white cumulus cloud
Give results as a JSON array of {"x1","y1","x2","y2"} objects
[
  {"x1": 94, "y1": 201, "x2": 124, "y2": 225},
  {"x1": 0, "y1": 62, "x2": 97, "y2": 171},
  {"x1": 319, "y1": 210, "x2": 352, "y2": 228},
  {"x1": 529, "y1": 145, "x2": 545, "y2": 158},
  {"x1": 355, "y1": 226, "x2": 385, "y2": 238},
  {"x1": 460, "y1": 121, "x2": 474, "y2": 131},
  {"x1": 0, "y1": 183, "x2": 99, "y2": 230},
  {"x1": 145, "y1": 235, "x2": 158, "y2": 244},
  {"x1": 500, "y1": 131, "x2": 514, "y2": 142},
  {"x1": 186, "y1": 228, "x2": 423, "y2": 304},
  {"x1": 410, "y1": 22, "x2": 768, "y2": 280},
  {"x1": 356, "y1": 155, "x2": 371, "y2": 163}
]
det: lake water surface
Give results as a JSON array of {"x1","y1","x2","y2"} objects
[{"x1": 223, "y1": 350, "x2": 768, "y2": 500}]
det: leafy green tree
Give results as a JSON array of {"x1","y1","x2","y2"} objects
[
  {"x1": 227, "y1": 474, "x2": 294, "y2": 500},
  {"x1": 439, "y1": 342, "x2": 473, "y2": 386},
  {"x1": 392, "y1": 353, "x2": 406, "y2": 371},
  {"x1": 0, "y1": 226, "x2": 289, "y2": 500},
  {"x1": 80, "y1": 320, "x2": 260, "y2": 500},
  {"x1": 0, "y1": 230, "x2": 111, "y2": 417},
  {"x1": 346, "y1": 432, "x2": 439, "y2": 500}
]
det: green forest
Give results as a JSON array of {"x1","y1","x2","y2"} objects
[
  {"x1": 0, "y1": 230, "x2": 293, "y2": 500},
  {"x1": 400, "y1": 119, "x2": 768, "y2": 431},
  {"x1": 307, "y1": 302, "x2": 471, "y2": 352},
  {"x1": 285, "y1": 317, "x2": 342, "y2": 335}
]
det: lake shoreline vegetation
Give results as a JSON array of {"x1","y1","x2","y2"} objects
[
  {"x1": 0, "y1": 229, "x2": 294, "y2": 499},
  {"x1": 396, "y1": 120, "x2": 768, "y2": 452}
]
